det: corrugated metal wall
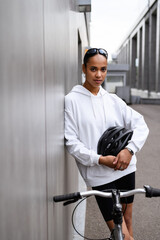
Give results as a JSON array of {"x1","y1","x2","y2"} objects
[{"x1": 0, "y1": 0, "x2": 90, "y2": 239}]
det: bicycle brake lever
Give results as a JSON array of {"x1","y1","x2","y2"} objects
[{"x1": 63, "y1": 199, "x2": 79, "y2": 206}]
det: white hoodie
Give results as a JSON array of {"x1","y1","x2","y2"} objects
[{"x1": 65, "y1": 85, "x2": 149, "y2": 187}]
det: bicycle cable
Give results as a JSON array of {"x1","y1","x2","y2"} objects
[{"x1": 71, "y1": 196, "x2": 111, "y2": 240}]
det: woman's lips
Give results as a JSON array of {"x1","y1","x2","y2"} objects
[{"x1": 94, "y1": 80, "x2": 102, "y2": 84}]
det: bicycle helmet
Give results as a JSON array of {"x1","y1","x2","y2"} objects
[{"x1": 97, "y1": 126, "x2": 133, "y2": 156}]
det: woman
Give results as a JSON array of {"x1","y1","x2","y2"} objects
[{"x1": 65, "y1": 48, "x2": 149, "y2": 240}]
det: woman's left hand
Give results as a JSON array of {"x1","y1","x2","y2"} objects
[{"x1": 114, "y1": 148, "x2": 132, "y2": 171}]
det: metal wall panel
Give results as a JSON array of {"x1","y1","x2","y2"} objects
[
  {"x1": 0, "y1": 1, "x2": 47, "y2": 240},
  {"x1": 0, "y1": 0, "x2": 90, "y2": 240},
  {"x1": 44, "y1": 0, "x2": 89, "y2": 238},
  {"x1": 44, "y1": 0, "x2": 68, "y2": 239}
]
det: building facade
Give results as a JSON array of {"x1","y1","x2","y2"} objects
[
  {"x1": 116, "y1": 0, "x2": 160, "y2": 99},
  {"x1": 0, "y1": 0, "x2": 91, "y2": 239}
]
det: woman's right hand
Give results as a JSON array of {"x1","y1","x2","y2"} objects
[{"x1": 99, "y1": 155, "x2": 118, "y2": 168}]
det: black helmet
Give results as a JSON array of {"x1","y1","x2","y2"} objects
[{"x1": 97, "y1": 126, "x2": 133, "y2": 156}]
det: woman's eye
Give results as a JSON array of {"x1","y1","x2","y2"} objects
[
  {"x1": 90, "y1": 67, "x2": 96, "y2": 72},
  {"x1": 101, "y1": 67, "x2": 107, "y2": 72}
]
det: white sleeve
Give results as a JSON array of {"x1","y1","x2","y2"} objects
[
  {"x1": 122, "y1": 105, "x2": 149, "y2": 154},
  {"x1": 64, "y1": 104, "x2": 100, "y2": 167}
]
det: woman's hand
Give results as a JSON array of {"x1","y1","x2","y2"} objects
[
  {"x1": 99, "y1": 155, "x2": 118, "y2": 168},
  {"x1": 114, "y1": 148, "x2": 132, "y2": 171}
]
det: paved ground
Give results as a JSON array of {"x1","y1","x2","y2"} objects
[{"x1": 84, "y1": 104, "x2": 160, "y2": 240}]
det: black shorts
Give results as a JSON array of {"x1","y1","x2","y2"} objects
[{"x1": 92, "y1": 172, "x2": 135, "y2": 222}]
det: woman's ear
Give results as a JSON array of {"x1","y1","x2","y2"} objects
[{"x1": 82, "y1": 64, "x2": 86, "y2": 74}]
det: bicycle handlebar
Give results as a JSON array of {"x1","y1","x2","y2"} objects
[
  {"x1": 144, "y1": 185, "x2": 160, "y2": 197},
  {"x1": 53, "y1": 192, "x2": 81, "y2": 202},
  {"x1": 53, "y1": 185, "x2": 160, "y2": 204}
]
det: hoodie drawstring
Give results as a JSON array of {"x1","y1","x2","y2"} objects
[
  {"x1": 90, "y1": 91, "x2": 108, "y2": 124},
  {"x1": 91, "y1": 95, "x2": 97, "y2": 118},
  {"x1": 102, "y1": 94, "x2": 108, "y2": 123}
]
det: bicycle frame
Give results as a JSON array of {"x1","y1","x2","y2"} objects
[{"x1": 111, "y1": 189, "x2": 123, "y2": 240}]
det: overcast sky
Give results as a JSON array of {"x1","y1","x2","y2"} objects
[{"x1": 90, "y1": 0, "x2": 149, "y2": 59}]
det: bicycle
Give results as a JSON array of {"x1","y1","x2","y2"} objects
[{"x1": 53, "y1": 185, "x2": 160, "y2": 240}]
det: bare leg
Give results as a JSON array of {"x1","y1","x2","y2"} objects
[{"x1": 122, "y1": 203, "x2": 134, "y2": 237}]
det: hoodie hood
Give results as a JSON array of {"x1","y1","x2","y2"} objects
[
  {"x1": 71, "y1": 85, "x2": 108, "y2": 121},
  {"x1": 71, "y1": 85, "x2": 107, "y2": 97}
]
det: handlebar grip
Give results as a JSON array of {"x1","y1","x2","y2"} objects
[
  {"x1": 53, "y1": 192, "x2": 81, "y2": 202},
  {"x1": 144, "y1": 185, "x2": 160, "y2": 198}
]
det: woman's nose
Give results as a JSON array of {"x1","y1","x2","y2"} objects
[{"x1": 96, "y1": 71, "x2": 101, "y2": 78}]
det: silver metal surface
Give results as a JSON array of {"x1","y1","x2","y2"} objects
[
  {"x1": 0, "y1": 0, "x2": 90, "y2": 240},
  {"x1": 80, "y1": 188, "x2": 146, "y2": 198}
]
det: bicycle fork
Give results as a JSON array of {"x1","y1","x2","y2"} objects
[{"x1": 110, "y1": 190, "x2": 124, "y2": 240}]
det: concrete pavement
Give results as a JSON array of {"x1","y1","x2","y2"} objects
[{"x1": 84, "y1": 104, "x2": 160, "y2": 240}]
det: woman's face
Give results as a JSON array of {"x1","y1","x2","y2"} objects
[{"x1": 83, "y1": 54, "x2": 107, "y2": 92}]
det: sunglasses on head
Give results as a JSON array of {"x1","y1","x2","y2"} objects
[{"x1": 85, "y1": 48, "x2": 108, "y2": 59}]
